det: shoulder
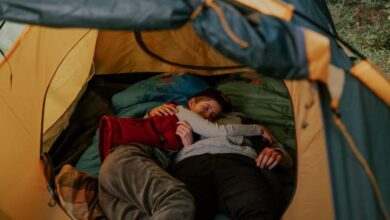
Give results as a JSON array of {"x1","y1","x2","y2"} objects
[{"x1": 176, "y1": 105, "x2": 187, "y2": 112}]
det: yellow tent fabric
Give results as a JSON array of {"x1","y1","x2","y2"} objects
[
  {"x1": 0, "y1": 26, "x2": 96, "y2": 220},
  {"x1": 283, "y1": 80, "x2": 333, "y2": 220},
  {"x1": 0, "y1": 25, "x2": 334, "y2": 220},
  {"x1": 94, "y1": 24, "x2": 248, "y2": 75}
]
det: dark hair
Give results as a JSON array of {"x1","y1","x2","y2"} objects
[{"x1": 190, "y1": 88, "x2": 232, "y2": 113}]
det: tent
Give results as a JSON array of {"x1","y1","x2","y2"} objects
[{"x1": 0, "y1": 0, "x2": 389, "y2": 219}]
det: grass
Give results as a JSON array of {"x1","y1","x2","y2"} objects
[{"x1": 326, "y1": 0, "x2": 390, "y2": 77}]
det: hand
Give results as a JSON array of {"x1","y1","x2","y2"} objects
[
  {"x1": 149, "y1": 103, "x2": 177, "y2": 117},
  {"x1": 258, "y1": 125, "x2": 273, "y2": 144},
  {"x1": 256, "y1": 147, "x2": 283, "y2": 170},
  {"x1": 176, "y1": 121, "x2": 193, "y2": 147}
]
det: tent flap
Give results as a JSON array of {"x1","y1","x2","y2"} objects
[{"x1": 0, "y1": 0, "x2": 192, "y2": 30}]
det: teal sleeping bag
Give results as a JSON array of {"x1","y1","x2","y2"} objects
[{"x1": 75, "y1": 74, "x2": 209, "y2": 176}]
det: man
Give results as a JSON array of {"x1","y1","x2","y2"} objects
[{"x1": 170, "y1": 112, "x2": 294, "y2": 220}]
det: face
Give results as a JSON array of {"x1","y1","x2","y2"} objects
[{"x1": 188, "y1": 97, "x2": 222, "y2": 121}]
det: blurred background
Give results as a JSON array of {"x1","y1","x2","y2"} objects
[{"x1": 326, "y1": 0, "x2": 390, "y2": 77}]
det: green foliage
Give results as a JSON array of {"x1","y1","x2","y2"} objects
[{"x1": 327, "y1": 0, "x2": 390, "y2": 77}]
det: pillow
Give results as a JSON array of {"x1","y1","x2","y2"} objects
[{"x1": 75, "y1": 73, "x2": 209, "y2": 176}]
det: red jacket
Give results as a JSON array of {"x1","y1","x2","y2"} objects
[{"x1": 98, "y1": 114, "x2": 182, "y2": 162}]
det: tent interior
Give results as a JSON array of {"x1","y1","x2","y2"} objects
[
  {"x1": 0, "y1": 22, "x2": 334, "y2": 220},
  {"x1": 45, "y1": 26, "x2": 301, "y2": 219},
  {"x1": 1, "y1": 0, "x2": 389, "y2": 219}
]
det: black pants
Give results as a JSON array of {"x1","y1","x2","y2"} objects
[{"x1": 171, "y1": 154, "x2": 287, "y2": 220}]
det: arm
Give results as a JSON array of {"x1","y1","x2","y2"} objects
[
  {"x1": 144, "y1": 103, "x2": 178, "y2": 118},
  {"x1": 175, "y1": 106, "x2": 262, "y2": 137}
]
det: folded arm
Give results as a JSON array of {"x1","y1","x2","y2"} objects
[{"x1": 175, "y1": 106, "x2": 262, "y2": 138}]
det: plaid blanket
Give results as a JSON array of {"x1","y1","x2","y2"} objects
[{"x1": 55, "y1": 164, "x2": 106, "y2": 220}]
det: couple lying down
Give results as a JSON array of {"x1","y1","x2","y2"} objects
[{"x1": 98, "y1": 88, "x2": 294, "y2": 220}]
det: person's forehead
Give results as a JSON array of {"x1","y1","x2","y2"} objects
[{"x1": 206, "y1": 100, "x2": 222, "y2": 112}]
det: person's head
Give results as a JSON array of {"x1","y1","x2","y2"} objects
[{"x1": 188, "y1": 88, "x2": 232, "y2": 121}]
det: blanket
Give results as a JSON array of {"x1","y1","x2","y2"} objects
[{"x1": 55, "y1": 164, "x2": 105, "y2": 220}]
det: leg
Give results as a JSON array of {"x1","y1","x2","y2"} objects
[
  {"x1": 213, "y1": 154, "x2": 278, "y2": 220},
  {"x1": 261, "y1": 167, "x2": 296, "y2": 218},
  {"x1": 171, "y1": 154, "x2": 218, "y2": 220},
  {"x1": 98, "y1": 144, "x2": 195, "y2": 220}
]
